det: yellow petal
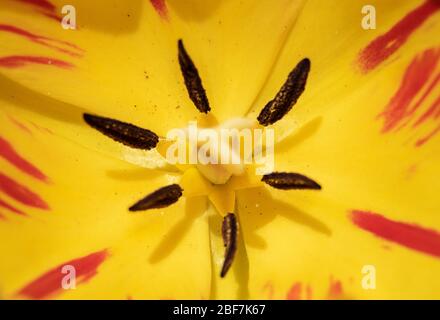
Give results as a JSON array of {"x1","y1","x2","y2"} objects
[
  {"x1": 0, "y1": 109, "x2": 211, "y2": 299},
  {"x1": 2, "y1": 0, "x2": 440, "y2": 300},
  {"x1": 0, "y1": 0, "x2": 306, "y2": 132},
  {"x1": 181, "y1": 167, "x2": 211, "y2": 197},
  {"x1": 241, "y1": 0, "x2": 440, "y2": 299}
]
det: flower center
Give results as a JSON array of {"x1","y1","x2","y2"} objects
[
  {"x1": 164, "y1": 116, "x2": 271, "y2": 185},
  {"x1": 192, "y1": 117, "x2": 259, "y2": 185}
]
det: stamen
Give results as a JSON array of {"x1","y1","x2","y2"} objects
[
  {"x1": 178, "y1": 39, "x2": 211, "y2": 113},
  {"x1": 262, "y1": 172, "x2": 321, "y2": 190},
  {"x1": 221, "y1": 213, "x2": 238, "y2": 278},
  {"x1": 129, "y1": 184, "x2": 183, "y2": 211},
  {"x1": 257, "y1": 58, "x2": 311, "y2": 126},
  {"x1": 83, "y1": 113, "x2": 159, "y2": 150}
]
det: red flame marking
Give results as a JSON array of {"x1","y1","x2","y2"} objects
[{"x1": 358, "y1": 0, "x2": 440, "y2": 72}]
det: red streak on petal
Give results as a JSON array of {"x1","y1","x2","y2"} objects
[
  {"x1": 0, "y1": 55, "x2": 73, "y2": 69},
  {"x1": 17, "y1": 0, "x2": 55, "y2": 12},
  {"x1": 29, "y1": 121, "x2": 53, "y2": 135},
  {"x1": 18, "y1": 250, "x2": 109, "y2": 300},
  {"x1": 413, "y1": 93, "x2": 440, "y2": 146},
  {"x1": 351, "y1": 210, "x2": 440, "y2": 258},
  {"x1": 413, "y1": 92, "x2": 440, "y2": 128},
  {"x1": 0, "y1": 136, "x2": 48, "y2": 182},
  {"x1": 0, "y1": 172, "x2": 49, "y2": 210},
  {"x1": 8, "y1": 115, "x2": 32, "y2": 135},
  {"x1": 0, "y1": 24, "x2": 83, "y2": 57},
  {"x1": 286, "y1": 282, "x2": 302, "y2": 300},
  {"x1": 327, "y1": 277, "x2": 343, "y2": 300},
  {"x1": 415, "y1": 124, "x2": 440, "y2": 147},
  {"x1": 358, "y1": 0, "x2": 440, "y2": 73},
  {"x1": 378, "y1": 48, "x2": 440, "y2": 146},
  {"x1": 379, "y1": 48, "x2": 440, "y2": 132},
  {"x1": 43, "y1": 12, "x2": 62, "y2": 22},
  {"x1": 150, "y1": 0, "x2": 168, "y2": 20},
  {"x1": 405, "y1": 163, "x2": 418, "y2": 180},
  {"x1": 0, "y1": 197, "x2": 26, "y2": 216},
  {"x1": 15, "y1": 0, "x2": 62, "y2": 21}
]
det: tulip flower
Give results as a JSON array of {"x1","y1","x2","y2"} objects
[{"x1": 0, "y1": 0, "x2": 439, "y2": 300}]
